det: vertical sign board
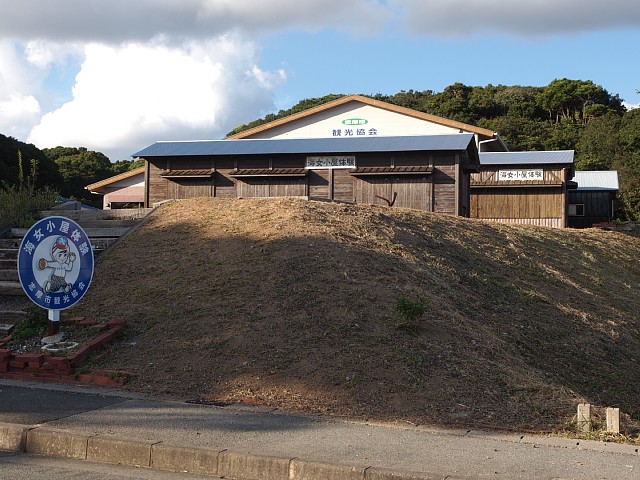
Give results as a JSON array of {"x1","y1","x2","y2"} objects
[{"x1": 17, "y1": 216, "x2": 94, "y2": 333}]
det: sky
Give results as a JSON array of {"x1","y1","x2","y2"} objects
[{"x1": 0, "y1": 0, "x2": 638, "y2": 162}]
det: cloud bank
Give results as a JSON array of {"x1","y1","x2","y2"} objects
[{"x1": 0, "y1": 0, "x2": 638, "y2": 160}]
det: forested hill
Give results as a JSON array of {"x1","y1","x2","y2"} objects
[
  {"x1": 0, "y1": 133, "x2": 62, "y2": 189},
  {"x1": 228, "y1": 80, "x2": 640, "y2": 220},
  {"x1": 0, "y1": 135, "x2": 142, "y2": 207}
]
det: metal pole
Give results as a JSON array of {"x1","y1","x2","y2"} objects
[{"x1": 47, "y1": 309, "x2": 60, "y2": 336}]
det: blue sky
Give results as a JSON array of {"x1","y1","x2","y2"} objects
[{"x1": 0, "y1": 1, "x2": 638, "y2": 162}]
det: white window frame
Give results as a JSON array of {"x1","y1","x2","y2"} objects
[{"x1": 568, "y1": 204, "x2": 585, "y2": 216}]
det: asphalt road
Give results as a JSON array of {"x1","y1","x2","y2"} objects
[{"x1": 0, "y1": 451, "x2": 221, "y2": 480}]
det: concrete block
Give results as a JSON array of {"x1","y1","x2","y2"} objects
[
  {"x1": 151, "y1": 443, "x2": 220, "y2": 475},
  {"x1": 218, "y1": 450, "x2": 290, "y2": 480},
  {"x1": 290, "y1": 458, "x2": 368, "y2": 480},
  {"x1": 577, "y1": 403, "x2": 591, "y2": 432},
  {"x1": 366, "y1": 467, "x2": 449, "y2": 480},
  {"x1": 606, "y1": 407, "x2": 620, "y2": 434},
  {"x1": 0, "y1": 422, "x2": 29, "y2": 452},
  {"x1": 26, "y1": 427, "x2": 90, "y2": 459},
  {"x1": 87, "y1": 435, "x2": 155, "y2": 467}
]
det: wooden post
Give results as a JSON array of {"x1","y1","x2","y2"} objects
[
  {"x1": 577, "y1": 403, "x2": 591, "y2": 432},
  {"x1": 606, "y1": 408, "x2": 620, "y2": 434}
]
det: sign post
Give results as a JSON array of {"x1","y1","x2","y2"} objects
[{"x1": 17, "y1": 216, "x2": 94, "y2": 343}]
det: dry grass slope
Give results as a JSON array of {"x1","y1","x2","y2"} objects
[{"x1": 75, "y1": 198, "x2": 640, "y2": 432}]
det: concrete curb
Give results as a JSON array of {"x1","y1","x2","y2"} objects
[
  {"x1": 0, "y1": 422, "x2": 463, "y2": 480},
  {"x1": 2, "y1": 422, "x2": 638, "y2": 479}
]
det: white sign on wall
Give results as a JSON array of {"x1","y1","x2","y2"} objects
[
  {"x1": 498, "y1": 169, "x2": 544, "y2": 181},
  {"x1": 306, "y1": 156, "x2": 356, "y2": 168},
  {"x1": 330, "y1": 118, "x2": 378, "y2": 137}
]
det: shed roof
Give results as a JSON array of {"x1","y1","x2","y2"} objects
[
  {"x1": 572, "y1": 170, "x2": 619, "y2": 190},
  {"x1": 133, "y1": 134, "x2": 476, "y2": 158},
  {"x1": 479, "y1": 150, "x2": 574, "y2": 166},
  {"x1": 85, "y1": 167, "x2": 145, "y2": 193}
]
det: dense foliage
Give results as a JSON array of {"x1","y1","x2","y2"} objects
[
  {"x1": 0, "y1": 136, "x2": 142, "y2": 209},
  {"x1": 229, "y1": 79, "x2": 639, "y2": 220}
]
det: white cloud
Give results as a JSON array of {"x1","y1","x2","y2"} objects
[
  {"x1": 0, "y1": 1, "x2": 388, "y2": 43},
  {"x1": 0, "y1": 94, "x2": 41, "y2": 138},
  {"x1": 392, "y1": 0, "x2": 640, "y2": 37},
  {"x1": 27, "y1": 35, "x2": 284, "y2": 160}
]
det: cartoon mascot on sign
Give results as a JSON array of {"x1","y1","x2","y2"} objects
[{"x1": 38, "y1": 236, "x2": 76, "y2": 293}]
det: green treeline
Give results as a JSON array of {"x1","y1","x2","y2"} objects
[
  {"x1": 229, "y1": 79, "x2": 640, "y2": 220},
  {"x1": 0, "y1": 134, "x2": 143, "y2": 209}
]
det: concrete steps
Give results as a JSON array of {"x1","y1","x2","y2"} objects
[{"x1": 0, "y1": 281, "x2": 24, "y2": 296}]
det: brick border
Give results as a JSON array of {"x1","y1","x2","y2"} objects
[{"x1": 0, "y1": 317, "x2": 131, "y2": 387}]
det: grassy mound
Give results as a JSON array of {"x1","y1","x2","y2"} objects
[{"x1": 74, "y1": 198, "x2": 640, "y2": 431}]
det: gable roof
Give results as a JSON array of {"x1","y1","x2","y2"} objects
[
  {"x1": 226, "y1": 94, "x2": 500, "y2": 142},
  {"x1": 479, "y1": 150, "x2": 575, "y2": 166},
  {"x1": 85, "y1": 167, "x2": 145, "y2": 192},
  {"x1": 134, "y1": 134, "x2": 477, "y2": 158},
  {"x1": 572, "y1": 170, "x2": 619, "y2": 190}
]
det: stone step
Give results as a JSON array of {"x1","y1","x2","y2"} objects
[
  {"x1": 0, "y1": 239, "x2": 22, "y2": 249},
  {"x1": 0, "y1": 323, "x2": 15, "y2": 336},
  {"x1": 0, "y1": 270, "x2": 18, "y2": 282},
  {"x1": 0, "y1": 259, "x2": 16, "y2": 270},
  {"x1": 0, "y1": 310, "x2": 27, "y2": 324},
  {"x1": 11, "y1": 226, "x2": 131, "y2": 238},
  {"x1": 0, "y1": 281, "x2": 25, "y2": 296},
  {"x1": 39, "y1": 208, "x2": 152, "y2": 222},
  {"x1": 0, "y1": 248, "x2": 18, "y2": 259}
]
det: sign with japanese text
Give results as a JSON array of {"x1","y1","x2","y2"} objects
[
  {"x1": 498, "y1": 169, "x2": 544, "y2": 181},
  {"x1": 330, "y1": 127, "x2": 378, "y2": 138},
  {"x1": 306, "y1": 156, "x2": 356, "y2": 168},
  {"x1": 17, "y1": 216, "x2": 94, "y2": 311}
]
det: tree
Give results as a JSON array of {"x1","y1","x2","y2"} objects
[
  {"x1": 110, "y1": 159, "x2": 144, "y2": 175},
  {"x1": 43, "y1": 147, "x2": 113, "y2": 205},
  {"x1": 0, "y1": 133, "x2": 63, "y2": 189},
  {"x1": 537, "y1": 79, "x2": 624, "y2": 125}
]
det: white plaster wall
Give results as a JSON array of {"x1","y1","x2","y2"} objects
[{"x1": 246, "y1": 104, "x2": 459, "y2": 139}]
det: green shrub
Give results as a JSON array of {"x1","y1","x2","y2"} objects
[
  {"x1": 393, "y1": 295, "x2": 427, "y2": 332},
  {"x1": 8, "y1": 306, "x2": 47, "y2": 344},
  {"x1": 0, "y1": 152, "x2": 59, "y2": 227}
]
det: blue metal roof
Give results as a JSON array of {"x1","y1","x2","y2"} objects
[
  {"x1": 480, "y1": 150, "x2": 574, "y2": 166},
  {"x1": 133, "y1": 134, "x2": 475, "y2": 158},
  {"x1": 572, "y1": 170, "x2": 619, "y2": 190}
]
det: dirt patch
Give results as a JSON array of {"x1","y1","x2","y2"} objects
[{"x1": 72, "y1": 198, "x2": 640, "y2": 436}]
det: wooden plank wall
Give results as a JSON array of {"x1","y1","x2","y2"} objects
[
  {"x1": 432, "y1": 158, "x2": 456, "y2": 214},
  {"x1": 147, "y1": 160, "x2": 168, "y2": 206},
  {"x1": 471, "y1": 187, "x2": 564, "y2": 226},
  {"x1": 308, "y1": 170, "x2": 330, "y2": 198},
  {"x1": 333, "y1": 169, "x2": 354, "y2": 202},
  {"x1": 472, "y1": 167, "x2": 566, "y2": 186},
  {"x1": 145, "y1": 151, "x2": 467, "y2": 214}
]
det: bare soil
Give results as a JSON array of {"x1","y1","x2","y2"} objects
[{"x1": 72, "y1": 198, "x2": 640, "y2": 435}]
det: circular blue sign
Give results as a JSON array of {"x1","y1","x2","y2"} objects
[{"x1": 17, "y1": 216, "x2": 94, "y2": 311}]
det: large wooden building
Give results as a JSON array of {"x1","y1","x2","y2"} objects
[
  {"x1": 132, "y1": 94, "x2": 584, "y2": 226},
  {"x1": 135, "y1": 95, "x2": 512, "y2": 215},
  {"x1": 135, "y1": 134, "x2": 481, "y2": 215}
]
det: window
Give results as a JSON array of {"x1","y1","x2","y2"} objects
[{"x1": 568, "y1": 204, "x2": 585, "y2": 216}]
